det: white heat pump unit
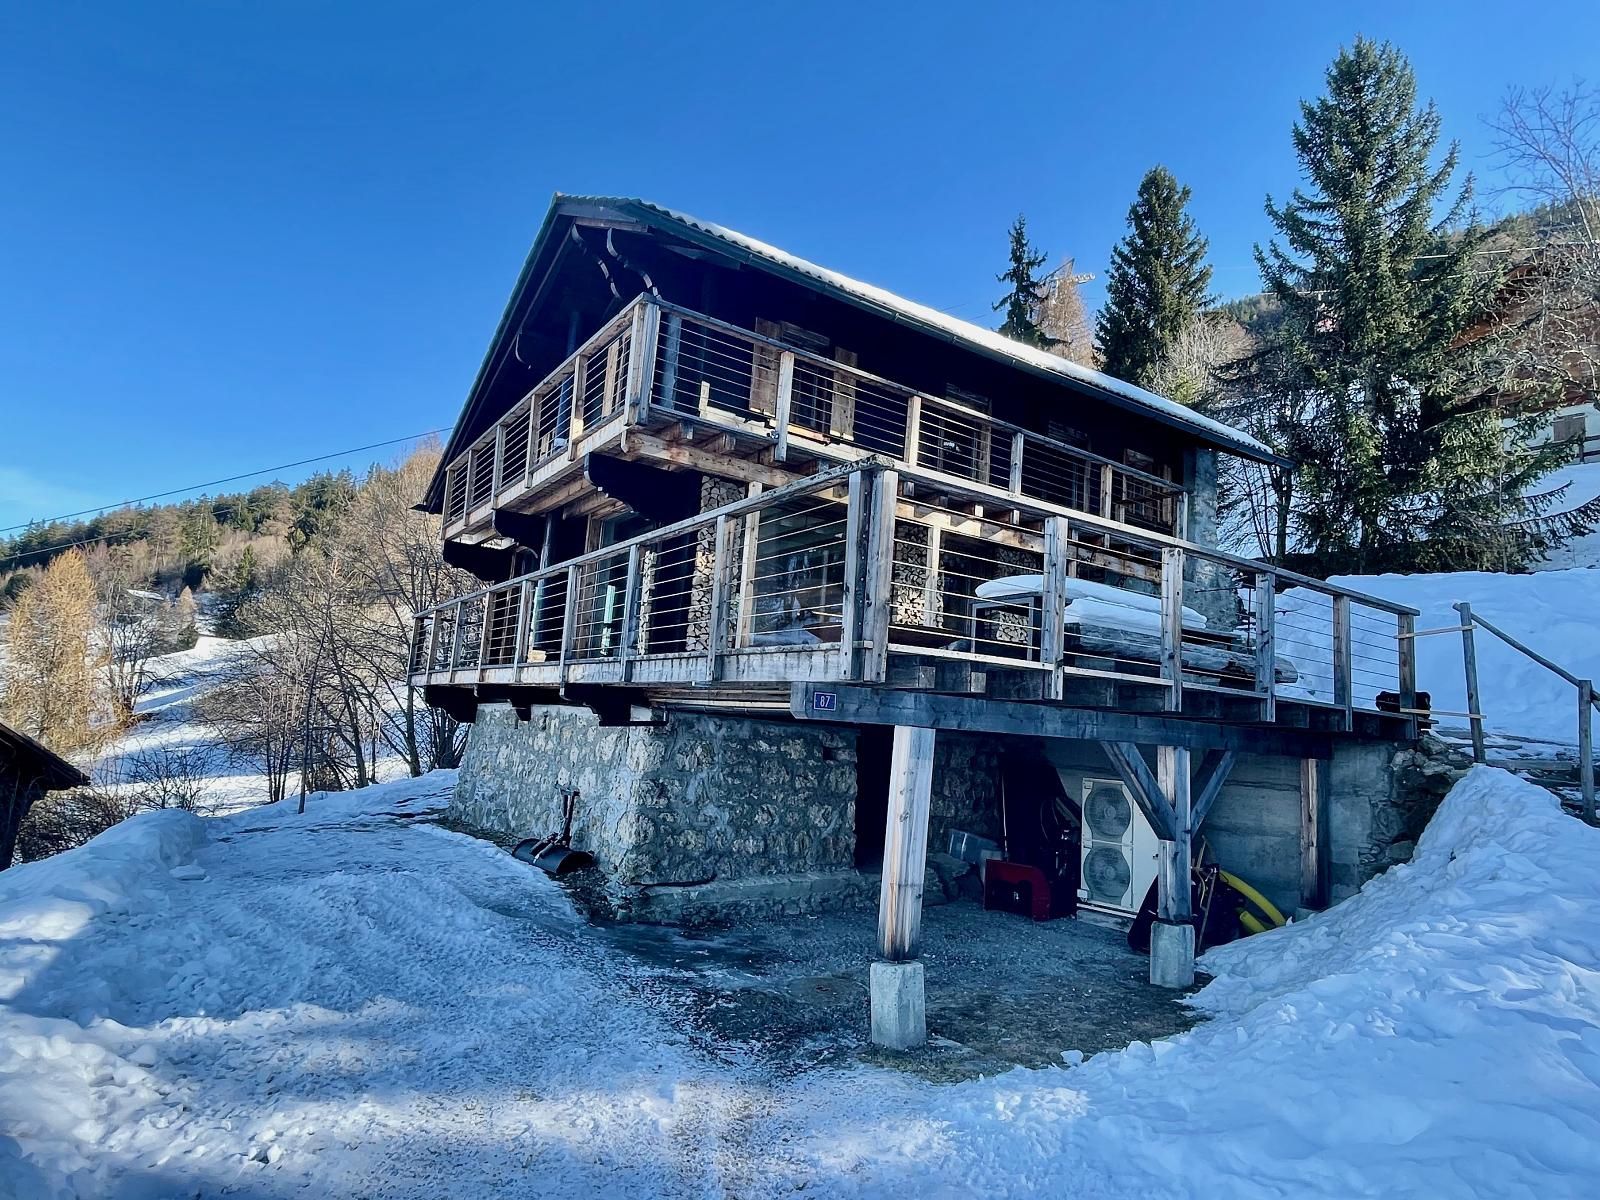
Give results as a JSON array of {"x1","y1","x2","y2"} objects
[{"x1": 1078, "y1": 777, "x2": 1161, "y2": 916}]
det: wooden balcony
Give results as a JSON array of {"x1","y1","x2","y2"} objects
[
  {"x1": 439, "y1": 295, "x2": 1190, "y2": 542},
  {"x1": 414, "y1": 461, "x2": 1420, "y2": 739}
]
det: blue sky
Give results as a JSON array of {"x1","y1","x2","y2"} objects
[{"x1": 3, "y1": 0, "x2": 1597, "y2": 532}]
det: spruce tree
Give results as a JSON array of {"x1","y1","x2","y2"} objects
[
  {"x1": 1256, "y1": 37, "x2": 1571, "y2": 573},
  {"x1": 1097, "y1": 166, "x2": 1213, "y2": 389},
  {"x1": 994, "y1": 216, "x2": 1057, "y2": 348}
]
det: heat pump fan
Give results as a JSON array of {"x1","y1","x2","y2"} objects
[{"x1": 1078, "y1": 777, "x2": 1159, "y2": 915}]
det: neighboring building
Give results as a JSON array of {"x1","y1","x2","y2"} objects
[
  {"x1": 413, "y1": 196, "x2": 1425, "y2": 1045},
  {"x1": 1, "y1": 720, "x2": 90, "y2": 870}
]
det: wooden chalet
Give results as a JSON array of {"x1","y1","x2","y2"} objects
[{"x1": 413, "y1": 196, "x2": 1421, "y2": 1047}]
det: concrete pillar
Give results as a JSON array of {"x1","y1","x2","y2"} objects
[
  {"x1": 1150, "y1": 920, "x2": 1196, "y2": 988},
  {"x1": 871, "y1": 725, "x2": 935, "y2": 1050},
  {"x1": 870, "y1": 960, "x2": 926, "y2": 1050}
]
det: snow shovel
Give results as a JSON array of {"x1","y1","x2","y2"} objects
[{"x1": 512, "y1": 788, "x2": 594, "y2": 877}]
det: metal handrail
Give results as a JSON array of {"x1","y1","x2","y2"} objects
[{"x1": 1446, "y1": 601, "x2": 1596, "y2": 823}]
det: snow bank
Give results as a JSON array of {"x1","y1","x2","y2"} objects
[{"x1": 760, "y1": 767, "x2": 1600, "y2": 1197}]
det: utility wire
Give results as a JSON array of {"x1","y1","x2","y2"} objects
[{"x1": 0, "y1": 428, "x2": 450, "y2": 536}]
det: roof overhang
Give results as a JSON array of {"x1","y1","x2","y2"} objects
[{"x1": 0, "y1": 721, "x2": 90, "y2": 791}]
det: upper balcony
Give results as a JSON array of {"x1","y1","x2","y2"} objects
[{"x1": 439, "y1": 294, "x2": 1190, "y2": 543}]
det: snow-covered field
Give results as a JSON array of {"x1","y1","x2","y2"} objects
[{"x1": 2, "y1": 764, "x2": 1596, "y2": 1198}]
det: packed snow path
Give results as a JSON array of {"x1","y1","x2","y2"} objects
[{"x1": 5, "y1": 768, "x2": 1600, "y2": 1198}]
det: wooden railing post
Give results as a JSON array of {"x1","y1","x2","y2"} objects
[
  {"x1": 839, "y1": 472, "x2": 866, "y2": 680},
  {"x1": 1041, "y1": 516, "x2": 1070, "y2": 701},
  {"x1": 861, "y1": 469, "x2": 899, "y2": 682},
  {"x1": 620, "y1": 544, "x2": 643, "y2": 681},
  {"x1": 1455, "y1": 603, "x2": 1487, "y2": 763},
  {"x1": 704, "y1": 514, "x2": 733, "y2": 683},
  {"x1": 1160, "y1": 546, "x2": 1185, "y2": 712},
  {"x1": 1398, "y1": 611, "x2": 1417, "y2": 732},
  {"x1": 558, "y1": 564, "x2": 580, "y2": 684},
  {"x1": 566, "y1": 356, "x2": 587, "y2": 461},
  {"x1": 1579, "y1": 679, "x2": 1595, "y2": 825},
  {"x1": 423, "y1": 612, "x2": 440, "y2": 675},
  {"x1": 903, "y1": 396, "x2": 922, "y2": 466},
  {"x1": 735, "y1": 484, "x2": 764, "y2": 652},
  {"x1": 513, "y1": 580, "x2": 532, "y2": 668},
  {"x1": 1332, "y1": 595, "x2": 1353, "y2": 730},
  {"x1": 774, "y1": 350, "x2": 795, "y2": 462},
  {"x1": 1254, "y1": 572, "x2": 1276, "y2": 723},
  {"x1": 658, "y1": 312, "x2": 682, "y2": 410},
  {"x1": 447, "y1": 600, "x2": 465, "y2": 674},
  {"x1": 1008, "y1": 431, "x2": 1025, "y2": 497},
  {"x1": 477, "y1": 593, "x2": 495, "y2": 671},
  {"x1": 492, "y1": 424, "x2": 507, "y2": 499},
  {"x1": 630, "y1": 299, "x2": 660, "y2": 424}
]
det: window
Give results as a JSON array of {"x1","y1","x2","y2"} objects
[{"x1": 1553, "y1": 413, "x2": 1587, "y2": 444}]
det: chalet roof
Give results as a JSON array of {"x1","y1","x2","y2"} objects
[
  {"x1": 604, "y1": 198, "x2": 1277, "y2": 462},
  {"x1": 0, "y1": 720, "x2": 90, "y2": 791},
  {"x1": 424, "y1": 195, "x2": 1280, "y2": 509}
]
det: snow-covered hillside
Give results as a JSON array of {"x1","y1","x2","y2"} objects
[
  {"x1": 2, "y1": 764, "x2": 1596, "y2": 1197},
  {"x1": 1534, "y1": 463, "x2": 1600, "y2": 572}
]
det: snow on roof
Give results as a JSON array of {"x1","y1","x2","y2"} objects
[{"x1": 592, "y1": 197, "x2": 1277, "y2": 462}]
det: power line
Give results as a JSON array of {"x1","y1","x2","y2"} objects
[{"x1": 0, "y1": 428, "x2": 450, "y2": 536}]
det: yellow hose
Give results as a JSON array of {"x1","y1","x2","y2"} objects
[{"x1": 1217, "y1": 869, "x2": 1288, "y2": 933}]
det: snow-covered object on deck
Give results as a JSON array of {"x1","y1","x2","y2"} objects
[{"x1": 975, "y1": 572, "x2": 1210, "y2": 632}]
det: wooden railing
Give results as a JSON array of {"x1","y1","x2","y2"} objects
[
  {"x1": 439, "y1": 295, "x2": 1188, "y2": 537},
  {"x1": 415, "y1": 462, "x2": 1418, "y2": 727}
]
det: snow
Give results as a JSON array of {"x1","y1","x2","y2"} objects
[
  {"x1": 974, "y1": 573, "x2": 1211, "y2": 629},
  {"x1": 1319, "y1": 568, "x2": 1600, "y2": 747},
  {"x1": 4, "y1": 763, "x2": 1598, "y2": 1197},
  {"x1": 591, "y1": 196, "x2": 1277, "y2": 462},
  {"x1": 1534, "y1": 462, "x2": 1600, "y2": 571}
]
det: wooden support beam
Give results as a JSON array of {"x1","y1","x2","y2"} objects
[
  {"x1": 1191, "y1": 748, "x2": 1237, "y2": 832},
  {"x1": 1300, "y1": 757, "x2": 1330, "y2": 910},
  {"x1": 792, "y1": 684, "x2": 1336, "y2": 758},
  {"x1": 629, "y1": 431, "x2": 797, "y2": 490},
  {"x1": 878, "y1": 725, "x2": 936, "y2": 961},
  {"x1": 1100, "y1": 742, "x2": 1176, "y2": 841},
  {"x1": 1157, "y1": 745, "x2": 1193, "y2": 922}
]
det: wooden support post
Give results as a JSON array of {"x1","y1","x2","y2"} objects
[
  {"x1": 1008, "y1": 431, "x2": 1025, "y2": 496},
  {"x1": 1299, "y1": 757, "x2": 1330, "y2": 911},
  {"x1": 1174, "y1": 490, "x2": 1189, "y2": 539},
  {"x1": 447, "y1": 599, "x2": 465, "y2": 672},
  {"x1": 1254, "y1": 573, "x2": 1277, "y2": 723},
  {"x1": 877, "y1": 725, "x2": 936, "y2": 961},
  {"x1": 1040, "y1": 516, "x2": 1070, "y2": 700},
  {"x1": 704, "y1": 514, "x2": 733, "y2": 683},
  {"x1": 601, "y1": 337, "x2": 621, "y2": 418},
  {"x1": 773, "y1": 350, "x2": 795, "y2": 462},
  {"x1": 1332, "y1": 595, "x2": 1353, "y2": 730},
  {"x1": 1160, "y1": 546, "x2": 1185, "y2": 712},
  {"x1": 492, "y1": 423, "x2": 507, "y2": 498},
  {"x1": 861, "y1": 469, "x2": 899, "y2": 682},
  {"x1": 558, "y1": 564, "x2": 580, "y2": 685},
  {"x1": 903, "y1": 396, "x2": 923, "y2": 465},
  {"x1": 839, "y1": 473, "x2": 866, "y2": 679},
  {"x1": 1580, "y1": 679, "x2": 1596, "y2": 825},
  {"x1": 424, "y1": 612, "x2": 441, "y2": 674},
  {"x1": 1456, "y1": 603, "x2": 1487, "y2": 763},
  {"x1": 1156, "y1": 745, "x2": 1193, "y2": 923},
  {"x1": 1099, "y1": 464, "x2": 1115, "y2": 521},
  {"x1": 619, "y1": 544, "x2": 643, "y2": 681},
  {"x1": 734, "y1": 483, "x2": 763, "y2": 651}
]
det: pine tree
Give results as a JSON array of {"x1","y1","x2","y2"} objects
[
  {"x1": 994, "y1": 216, "x2": 1057, "y2": 348},
  {"x1": 1255, "y1": 37, "x2": 1572, "y2": 573},
  {"x1": 1096, "y1": 166, "x2": 1214, "y2": 389}
]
